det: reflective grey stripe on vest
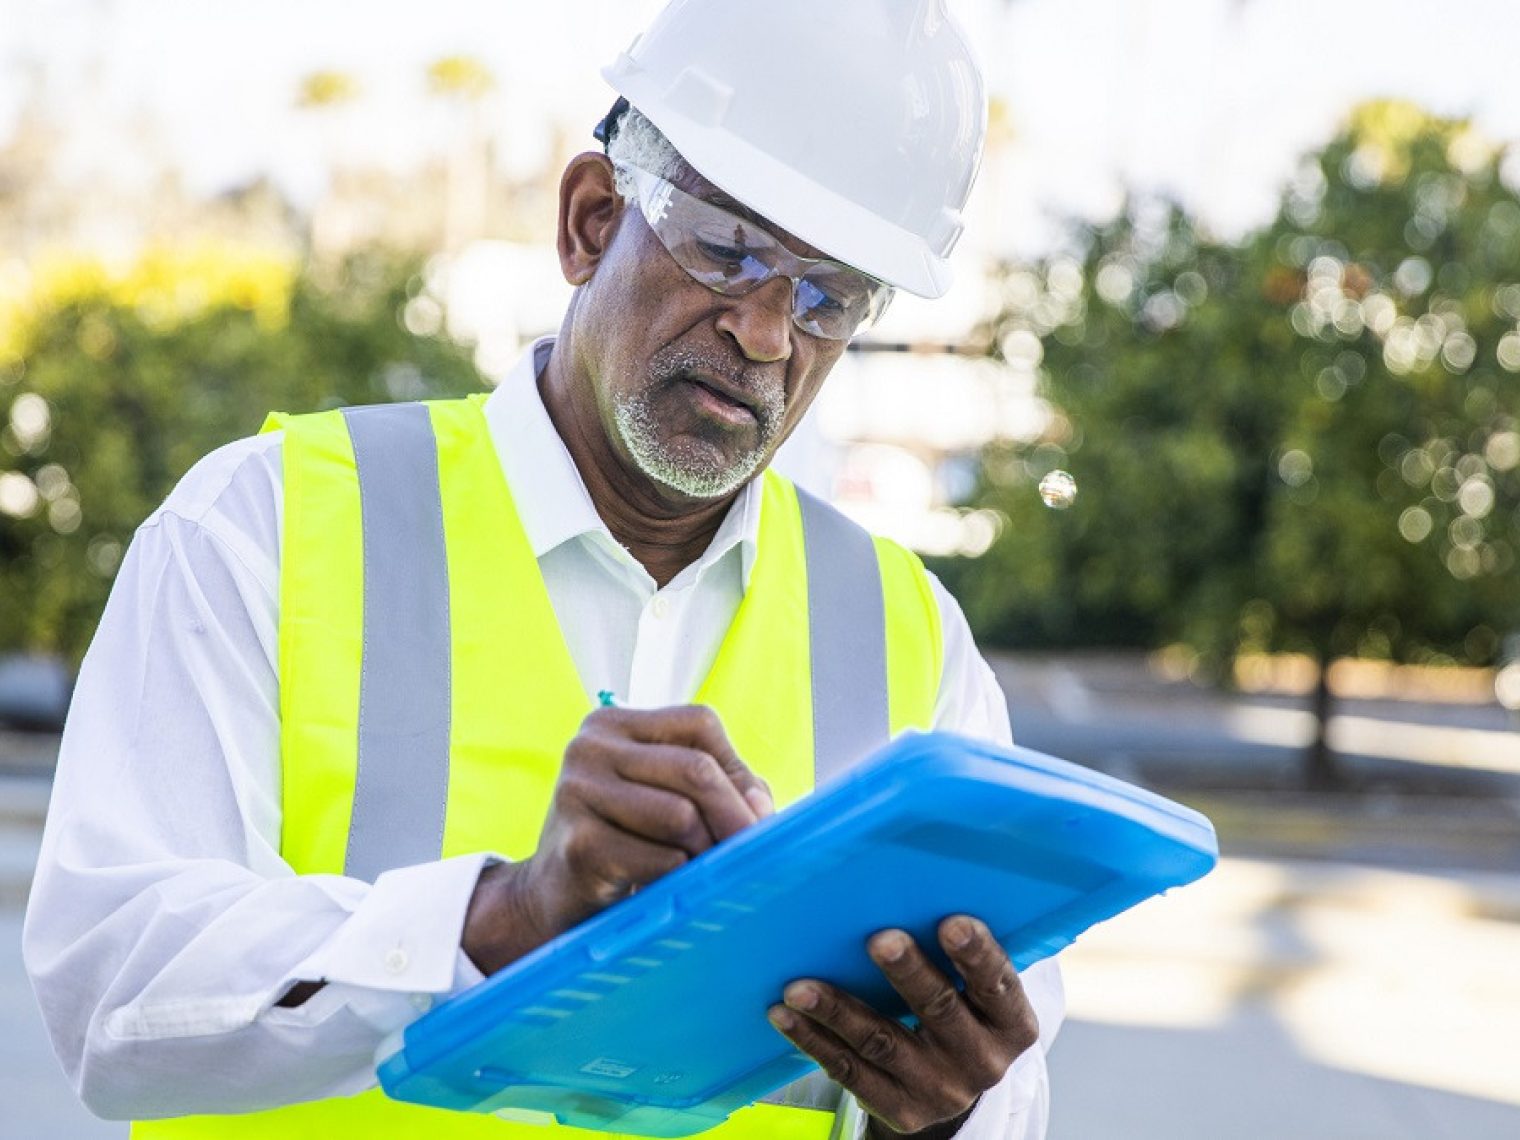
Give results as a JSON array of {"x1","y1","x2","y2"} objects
[
  {"x1": 795, "y1": 486, "x2": 891, "y2": 781},
  {"x1": 338, "y1": 411, "x2": 891, "y2": 896},
  {"x1": 758, "y1": 1069, "x2": 846, "y2": 1114},
  {"x1": 340, "y1": 403, "x2": 452, "y2": 883},
  {"x1": 758, "y1": 489, "x2": 889, "y2": 1114}
]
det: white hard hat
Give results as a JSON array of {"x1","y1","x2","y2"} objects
[{"x1": 602, "y1": 0, "x2": 988, "y2": 299}]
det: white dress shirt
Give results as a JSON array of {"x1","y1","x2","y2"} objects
[{"x1": 23, "y1": 338, "x2": 1063, "y2": 1135}]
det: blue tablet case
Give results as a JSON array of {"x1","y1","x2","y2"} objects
[{"x1": 377, "y1": 731, "x2": 1217, "y2": 1135}]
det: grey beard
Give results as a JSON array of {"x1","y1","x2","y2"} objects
[{"x1": 612, "y1": 345, "x2": 786, "y2": 499}]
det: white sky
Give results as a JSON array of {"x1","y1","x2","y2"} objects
[{"x1": 3, "y1": 0, "x2": 1520, "y2": 256}]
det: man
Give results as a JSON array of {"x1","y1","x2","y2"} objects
[{"x1": 25, "y1": 1, "x2": 1064, "y2": 1137}]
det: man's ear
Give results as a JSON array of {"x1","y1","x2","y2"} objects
[{"x1": 557, "y1": 152, "x2": 625, "y2": 286}]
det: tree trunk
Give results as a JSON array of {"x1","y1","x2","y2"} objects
[{"x1": 1305, "y1": 654, "x2": 1339, "y2": 791}]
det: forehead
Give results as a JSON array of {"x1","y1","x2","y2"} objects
[{"x1": 674, "y1": 167, "x2": 833, "y2": 262}]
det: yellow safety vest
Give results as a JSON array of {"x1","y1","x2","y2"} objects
[{"x1": 136, "y1": 396, "x2": 942, "y2": 1138}]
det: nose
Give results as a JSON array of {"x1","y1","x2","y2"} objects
[{"x1": 715, "y1": 275, "x2": 794, "y2": 363}]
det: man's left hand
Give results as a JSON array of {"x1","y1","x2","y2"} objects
[{"x1": 767, "y1": 915, "x2": 1039, "y2": 1139}]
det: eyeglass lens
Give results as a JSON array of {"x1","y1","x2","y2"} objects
[{"x1": 625, "y1": 167, "x2": 890, "y2": 339}]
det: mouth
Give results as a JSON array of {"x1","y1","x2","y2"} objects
[{"x1": 682, "y1": 372, "x2": 760, "y2": 424}]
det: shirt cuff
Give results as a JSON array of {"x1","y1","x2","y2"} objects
[
  {"x1": 272, "y1": 853, "x2": 494, "y2": 1033},
  {"x1": 838, "y1": 1092, "x2": 870, "y2": 1140},
  {"x1": 837, "y1": 1042, "x2": 1050, "y2": 1140},
  {"x1": 956, "y1": 1045, "x2": 1051, "y2": 1140}
]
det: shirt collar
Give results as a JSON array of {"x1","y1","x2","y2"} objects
[{"x1": 481, "y1": 336, "x2": 762, "y2": 589}]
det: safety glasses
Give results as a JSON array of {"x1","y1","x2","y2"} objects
[{"x1": 617, "y1": 164, "x2": 894, "y2": 341}]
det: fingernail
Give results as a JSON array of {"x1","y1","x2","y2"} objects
[
  {"x1": 768, "y1": 1005, "x2": 796, "y2": 1031},
  {"x1": 785, "y1": 983, "x2": 819, "y2": 1011},
  {"x1": 874, "y1": 930, "x2": 909, "y2": 962},
  {"x1": 745, "y1": 787, "x2": 774, "y2": 817},
  {"x1": 945, "y1": 917, "x2": 975, "y2": 949}
]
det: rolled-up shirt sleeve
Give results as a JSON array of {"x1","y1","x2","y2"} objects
[{"x1": 21, "y1": 438, "x2": 487, "y2": 1120}]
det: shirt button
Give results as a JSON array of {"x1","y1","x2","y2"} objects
[
  {"x1": 650, "y1": 595, "x2": 670, "y2": 619},
  {"x1": 410, "y1": 993, "x2": 433, "y2": 1013},
  {"x1": 384, "y1": 947, "x2": 410, "y2": 975}
]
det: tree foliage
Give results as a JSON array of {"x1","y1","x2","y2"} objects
[
  {"x1": 947, "y1": 101, "x2": 1520, "y2": 677},
  {"x1": 0, "y1": 245, "x2": 484, "y2": 663}
]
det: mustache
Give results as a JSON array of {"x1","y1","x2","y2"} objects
[{"x1": 647, "y1": 344, "x2": 785, "y2": 411}]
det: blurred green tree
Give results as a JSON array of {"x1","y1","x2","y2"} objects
[
  {"x1": 0, "y1": 245, "x2": 484, "y2": 665},
  {"x1": 952, "y1": 100, "x2": 1520, "y2": 786}
]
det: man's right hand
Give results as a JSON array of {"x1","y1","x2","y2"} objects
[{"x1": 461, "y1": 704, "x2": 774, "y2": 976}]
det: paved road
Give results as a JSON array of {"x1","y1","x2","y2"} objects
[
  {"x1": 1047, "y1": 857, "x2": 1520, "y2": 1138},
  {"x1": 993, "y1": 654, "x2": 1520, "y2": 794}
]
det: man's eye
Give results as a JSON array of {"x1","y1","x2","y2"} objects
[
  {"x1": 696, "y1": 239, "x2": 750, "y2": 266},
  {"x1": 799, "y1": 279, "x2": 849, "y2": 314}
]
